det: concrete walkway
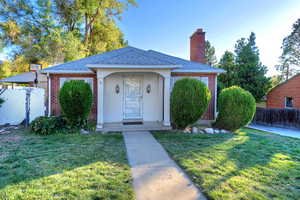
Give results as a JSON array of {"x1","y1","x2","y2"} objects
[
  {"x1": 248, "y1": 124, "x2": 300, "y2": 139},
  {"x1": 123, "y1": 131, "x2": 206, "y2": 200}
]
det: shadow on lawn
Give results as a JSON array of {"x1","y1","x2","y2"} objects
[
  {"x1": 154, "y1": 130, "x2": 300, "y2": 199},
  {"x1": 199, "y1": 130, "x2": 300, "y2": 199},
  {"x1": 0, "y1": 129, "x2": 130, "y2": 190}
]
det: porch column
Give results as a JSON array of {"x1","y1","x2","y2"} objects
[
  {"x1": 97, "y1": 72, "x2": 104, "y2": 129},
  {"x1": 163, "y1": 75, "x2": 171, "y2": 126}
]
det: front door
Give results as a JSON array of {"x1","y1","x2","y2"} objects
[{"x1": 124, "y1": 76, "x2": 143, "y2": 120}]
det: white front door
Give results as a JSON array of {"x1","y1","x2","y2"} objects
[{"x1": 124, "y1": 76, "x2": 143, "y2": 120}]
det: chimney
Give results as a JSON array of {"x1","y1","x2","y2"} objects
[{"x1": 190, "y1": 28, "x2": 206, "y2": 64}]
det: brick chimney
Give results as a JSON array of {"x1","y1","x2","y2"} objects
[{"x1": 190, "y1": 28, "x2": 206, "y2": 64}]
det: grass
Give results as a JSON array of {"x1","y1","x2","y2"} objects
[
  {"x1": 153, "y1": 128, "x2": 300, "y2": 200},
  {"x1": 0, "y1": 128, "x2": 134, "y2": 200}
]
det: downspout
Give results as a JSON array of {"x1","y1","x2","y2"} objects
[
  {"x1": 214, "y1": 74, "x2": 218, "y2": 120},
  {"x1": 47, "y1": 73, "x2": 51, "y2": 117}
]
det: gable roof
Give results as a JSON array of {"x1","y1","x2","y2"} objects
[
  {"x1": 268, "y1": 73, "x2": 300, "y2": 94},
  {"x1": 0, "y1": 72, "x2": 36, "y2": 84},
  {"x1": 42, "y1": 46, "x2": 225, "y2": 74}
]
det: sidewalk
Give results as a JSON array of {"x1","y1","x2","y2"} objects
[
  {"x1": 123, "y1": 131, "x2": 206, "y2": 200},
  {"x1": 248, "y1": 124, "x2": 300, "y2": 139}
]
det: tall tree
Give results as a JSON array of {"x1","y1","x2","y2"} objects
[
  {"x1": 277, "y1": 18, "x2": 300, "y2": 80},
  {"x1": 234, "y1": 32, "x2": 271, "y2": 101},
  {"x1": 217, "y1": 50, "x2": 237, "y2": 90},
  {"x1": 205, "y1": 40, "x2": 217, "y2": 66},
  {"x1": 0, "y1": 0, "x2": 135, "y2": 78}
]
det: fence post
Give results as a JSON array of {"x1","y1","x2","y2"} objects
[{"x1": 25, "y1": 88, "x2": 32, "y2": 127}]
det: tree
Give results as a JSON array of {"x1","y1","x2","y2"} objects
[
  {"x1": 0, "y1": 0, "x2": 136, "y2": 75},
  {"x1": 54, "y1": 0, "x2": 135, "y2": 55},
  {"x1": 234, "y1": 32, "x2": 271, "y2": 102},
  {"x1": 277, "y1": 18, "x2": 300, "y2": 80},
  {"x1": 205, "y1": 40, "x2": 217, "y2": 66},
  {"x1": 217, "y1": 51, "x2": 237, "y2": 90}
]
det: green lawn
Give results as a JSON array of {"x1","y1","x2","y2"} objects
[
  {"x1": 0, "y1": 128, "x2": 134, "y2": 200},
  {"x1": 153, "y1": 128, "x2": 300, "y2": 200}
]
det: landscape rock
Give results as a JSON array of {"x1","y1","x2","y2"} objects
[
  {"x1": 192, "y1": 127, "x2": 198, "y2": 134},
  {"x1": 80, "y1": 129, "x2": 90, "y2": 134},
  {"x1": 204, "y1": 128, "x2": 214, "y2": 134}
]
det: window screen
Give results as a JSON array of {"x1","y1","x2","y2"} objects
[{"x1": 285, "y1": 97, "x2": 293, "y2": 108}]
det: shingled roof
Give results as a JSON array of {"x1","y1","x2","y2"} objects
[{"x1": 42, "y1": 46, "x2": 225, "y2": 74}]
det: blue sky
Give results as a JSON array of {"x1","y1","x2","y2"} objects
[
  {"x1": 117, "y1": 0, "x2": 300, "y2": 76},
  {"x1": 0, "y1": 0, "x2": 299, "y2": 76}
]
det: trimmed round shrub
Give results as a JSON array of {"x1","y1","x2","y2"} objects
[
  {"x1": 171, "y1": 78, "x2": 211, "y2": 129},
  {"x1": 214, "y1": 86, "x2": 256, "y2": 131},
  {"x1": 30, "y1": 116, "x2": 67, "y2": 135},
  {"x1": 59, "y1": 80, "x2": 93, "y2": 127}
]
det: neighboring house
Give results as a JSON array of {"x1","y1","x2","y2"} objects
[
  {"x1": 42, "y1": 29, "x2": 225, "y2": 130},
  {"x1": 0, "y1": 64, "x2": 47, "y2": 89},
  {"x1": 267, "y1": 74, "x2": 300, "y2": 109}
]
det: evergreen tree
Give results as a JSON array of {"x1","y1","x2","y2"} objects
[
  {"x1": 277, "y1": 18, "x2": 300, "y2": 80},
  {"x1": 205, "y1": 40, "x2": 217, "y2": 66},
  {"x1": 234, "y1": 32, "x2": 271, "y2": 101},
  {"x1": 217, "y1": 51, "x2": 237, "y2": 90}
]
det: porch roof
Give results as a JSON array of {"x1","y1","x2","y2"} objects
[{"x1": 42, "y1": 46, "x2": 225, "y2": 74}]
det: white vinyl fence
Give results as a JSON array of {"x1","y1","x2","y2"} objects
[{"x1": 0, "y1": 87, "x2": 45, "y2": 125}]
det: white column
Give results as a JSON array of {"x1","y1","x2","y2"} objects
[
  {"x1": 97, "y1": 72, "x2": 104, "y2": 129},
  {"x1": 163, "y1": 75, "x2": 171, "y2": 126}
]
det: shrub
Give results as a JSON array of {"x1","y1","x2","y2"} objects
[
  {"x1": 214, "y1": 86, "x2": 256, "y2": 131},
  {"x1": 59, "y1": 80, "x2": 93, "y2": 127},
  {"x1": 171, "y1": 78, "x2": 211, "y2": 129},
  {"x1": 30, "y1": 116, "x2": 67, "y2": 135}
]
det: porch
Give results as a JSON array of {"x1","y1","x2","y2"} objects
[
  {"x1": 100, "y1": 121, "x2": 172, "y2": 132},
  {"x1": 85, "y1": 65, "x2": 179, "y2": 131}
]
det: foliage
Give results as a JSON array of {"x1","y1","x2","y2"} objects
[
  {"x1": 0, "y1": 130, "x2": 133, "y2": 199},
  {"x1": 276, "y1": 18, "x2": 300, "y2": 80},
  {"x1": 0, "y1": 0, "x2": 136, "y2": 75},
  {"x1": 218, "y1": 32, "x2": 271, "y2": 102},
  {"x1": 270, "y1": 75, "x2": 282, "y2": 88},
  {"x1": 205, "y1": 40, "x2": 217, "y2": 66},
  {"x1": 59, "y1": 80, "x2": 93, "y2": 127},
  {"x1": 254, "y1": 107, "x2": 300, "y2": 127},
  {"x1": 30, "y1": 116, "x2": 67, "y2": 135},
  {"x1": 214, "y1": 86, "x2": 256, "y2": 131},
  {"x1": 171, "y1": 78, "x2": 211, "y2": 129},
  {"x1": 153, "y1": 129, "x2": 300, "y2": 200},
  {"x1": 217, "y1": 51, "x2": 237, "y2": 91}
]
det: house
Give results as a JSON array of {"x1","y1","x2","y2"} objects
[
  {"x1": 0, "y1": 64, "x2": 47, "y2": 89},
  {"x1": 267, "y1": 74, "x2": 300, "y2": 109},
  {"x1": 42, "y1": 29, "x2": 225, "y2": 130}
]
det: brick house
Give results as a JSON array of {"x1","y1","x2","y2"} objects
[
  {"x1": 267, "y1": 74, "x2": 300, "y2": 109},
  {"x1": 42, "y1": 29, "x2": 225, "y2": 131}
]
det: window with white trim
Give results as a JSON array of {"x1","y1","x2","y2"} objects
[
  {"x1": 171, "y1": 76, "x2": 209, "y2": 90},
  {"x1": 59, "y1": 77, "x2": 93, "y2": 91},
  {"x1": 285, "y1": 97, "x2": 293, "y2": 108}
]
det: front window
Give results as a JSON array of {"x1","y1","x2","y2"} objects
[{"x1": 285, "y1": 97, "x2": 293, "y2": 108}]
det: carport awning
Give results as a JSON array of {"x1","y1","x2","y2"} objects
[{"x1": 0, "y1": 72, "x2": 35, "y2": 84}]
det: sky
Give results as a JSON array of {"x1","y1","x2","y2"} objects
[{"x1": 117, "y1": 0, "x2": 300, "y2": 77}]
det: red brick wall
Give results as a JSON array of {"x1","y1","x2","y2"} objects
[
  {"x1": 171, "y1": 72, "x2": 217, "y2": 120},
  {"x1": 267, "y1": 74, "x2": 300, "y2": 109},
  {"x1": 50, "y1": 74, "x2": 98, "y2": 120}
]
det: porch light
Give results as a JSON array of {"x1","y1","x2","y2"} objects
[
  {"x1": 146, "y1": 84, "x2": 151, "y2": 93},
  {"x1": 115, "y1": 84, "x2": 120, "y2": 94}
]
